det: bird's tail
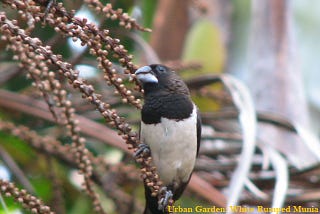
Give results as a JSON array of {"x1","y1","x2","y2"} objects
[
  {"x1": 144, "y1": 185, "x2": 165, "y2": 214},
  {"x1": 143, "y1": 206, "x2": 157, "y2": 214},
  {"x1": 143, "y1": 203, "x2": 165, "y2": 214}
]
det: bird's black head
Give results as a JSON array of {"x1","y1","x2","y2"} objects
[{"x1": 135, "y1": 64, "x2": 189, "y2": 96}]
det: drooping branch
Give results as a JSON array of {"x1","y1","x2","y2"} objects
[
  {"x1": 0, "y1": 119, "x2": 141, "y2": 212},
  {"x1": 0, "y1": 179, "x2": 54, "y2": 214},
  {"x1": 84, "y1": 0, "x2": 151, "y2": 32},
  {"x1": 0, "y1": 12, "x2": 167, "y2": 209},
  {"x1": 2, "y1": 0, "x2": 142, "y2": 108}
]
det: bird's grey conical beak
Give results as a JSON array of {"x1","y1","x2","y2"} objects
[{"x1": 135, "y1": 66, "x2": 158, "y2": 83}]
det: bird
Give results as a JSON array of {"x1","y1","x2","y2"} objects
[{"x1": 134, "y1": 64, "x2": 201, "y2": 214}]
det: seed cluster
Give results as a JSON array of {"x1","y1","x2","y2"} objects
[
  {"x1": 0, "y1": 15, "x2": 107, "y2": 214},
  {"x1": 5, "y1": 0, "x2": 142, "y2": 107},
  {"x1": 84, "y1": 0, "x2": 152, "y2": 32},
  {"x1": 0, "y1": 118, "x2": 142, "y2": 212},
  {"x1": 0, "y1": 179, "x2": 54, "y2": 214},
  {"x1": 0, "y1": 7, "x2": 171, "y2": 211}
]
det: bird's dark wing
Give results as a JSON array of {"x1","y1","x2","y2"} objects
[{"x1": 196, "y1": 108, "x2": 202, "y2": 156}]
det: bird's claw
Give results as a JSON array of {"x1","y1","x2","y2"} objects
[
  {"x1": 134, "y1": 143, "x2": 150, "y2": 158},
  {"x1": 158, "y1": 187, "x2": 173, "y2": 211}
]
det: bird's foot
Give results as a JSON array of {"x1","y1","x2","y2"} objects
[
  {"x1": 158, "y1": 187, "x2": 173, "y2": 211},
  {"x1": 133, "y1": 143, "x2": 150, "y2": 158}
]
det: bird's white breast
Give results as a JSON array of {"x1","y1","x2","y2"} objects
[{"x1": 140, "y1": 105, "x2": 198, "y2": 185}]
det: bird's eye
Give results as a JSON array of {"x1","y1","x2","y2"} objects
[{"x1": 157, "y1": 65, "x2": 166, "y2": 73}]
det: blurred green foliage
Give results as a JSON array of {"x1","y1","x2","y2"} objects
[{"x1": 182, "y1": 19, "x2": 225, "y2": 77}]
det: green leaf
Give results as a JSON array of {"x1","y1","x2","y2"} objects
[
  {"x1": 69, "y1": 196, "x2": 91, "y2": 214},
  {"x1": 192, "y1": 94, "x2": 221, "y2": 112},
  {"x1": 140, "y1": 0, "x2": 158, "y2": 41},
  {"x1": 0, "y1": 131, "x2": 35, "y2": 164},
  {"x1": 182, "y1": 19, "x2": 226, "y2": 78}
]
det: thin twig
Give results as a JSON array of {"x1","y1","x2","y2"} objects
[{"x1": 0, "y1": 145, "x2": 36, "y2": 195}]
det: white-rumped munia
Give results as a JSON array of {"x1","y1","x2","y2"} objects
[{"x1": 135, "y1": 64, "x2": 201, "y2": 214}]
